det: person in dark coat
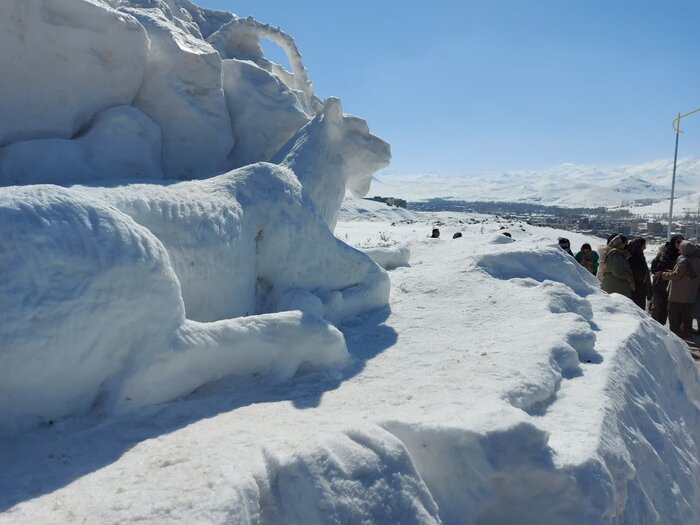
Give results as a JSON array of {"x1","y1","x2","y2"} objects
[
  {"x1": 650, "y1": 234, "x2": 685, "y2": 324},
  {"x1": 558, "y1": 237, "x2": 574, "y2": 256},
  {"x1": 627, "y1": 238, "x2": 651, "y2": 310},
  {"x1": 656, "y1": 241, "x2": 700, "y2": 338}
]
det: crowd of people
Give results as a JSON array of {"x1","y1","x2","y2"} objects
[{"x1": 561, "y1": 234, "x2": 700, "y2": 341}]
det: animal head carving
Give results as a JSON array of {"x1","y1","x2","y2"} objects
[{"x1": 274, "y1": 97, "x2": 391, "y2": 229}]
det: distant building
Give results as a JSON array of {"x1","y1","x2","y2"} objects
[{"x1": 647, "y1": 222, "x2": 664, "y2": 235}]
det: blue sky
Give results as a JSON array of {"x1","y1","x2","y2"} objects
[{"x1": 197, "y1": 0, "x2": 700, "y2": 175}]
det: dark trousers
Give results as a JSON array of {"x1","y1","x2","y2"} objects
[
  {"x1": 668, "y1": 302, "x2": 694, "y2": 337},
  {"x1": 650, "y1": 296, "x2": 668, "y2": 325}
]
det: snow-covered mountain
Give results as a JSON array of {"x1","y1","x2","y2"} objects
[{"x1": 373, "y1": 157, "x2": 700, "y2": 208}]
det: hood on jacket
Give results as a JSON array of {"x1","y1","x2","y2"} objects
[
  {"x1": 661, "y1": 235, "x2": 685, "y2": 258},
  {"x1": 609, "y1": 235, "x2": 625, "y2": 249},
  {"x1": 679, "y1": 241, "x2": 699, "y2": 257},
  {"x1": 628, "y1": 238, "x2": 646, "y2": 256}
]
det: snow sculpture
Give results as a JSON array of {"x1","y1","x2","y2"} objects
[
  {"x1": 80, "y1": 163, "x2": 390, "y2": 324},
  {"x1": 0, "y1": 0, "x2": 148, "y2": 147},
  {"x1": 0, "y1": 0, "x2": 392, "y2": 431},
  {"x1": 209, "y1": 16, "x2": 321, "y2": 115},
  {"x1": 0, "y1": 106, "x2": 163, "y2": 186},
  {"x1": 222, "y1": 59, "x2": 311, "y2": 168},
  {"x1": 0, "y1": 182, "x2": 352, "y2": 433},
  {"x1": 120, "y1": 5, "x2": 235, "y2": 179},
  {"x1": 273, "y1": 98, "x2": 392, "y2": 230}
]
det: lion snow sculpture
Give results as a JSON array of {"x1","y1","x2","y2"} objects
[{"x1": 0, "y1": 164, "x2": 389, "y2": 433}]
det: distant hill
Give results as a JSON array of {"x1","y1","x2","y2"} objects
[{"x1": 372, "y1": 157, "x2": 700, "y2": 209}]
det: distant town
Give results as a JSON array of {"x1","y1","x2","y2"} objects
[{"x1": 365, "y1": 195, "x2": 700, "y2": 242}]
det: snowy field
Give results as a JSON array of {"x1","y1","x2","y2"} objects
[{"x1": 2, "y1": 199, "x2": 699, "y2": 524}]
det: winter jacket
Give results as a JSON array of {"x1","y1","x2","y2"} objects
[
  {"x1": 601, "y1": 247, "x2": 633, "y2": 297},
  {"x1": 627, "y1": 239, "x2": 651, "y2": 301},
  {"x1": 596, "y1": 245, "x2": 608, "y2": 282},
  {"x1": 628, "y1": 252, "x2": 651, "y2": 307},
  {"x1": 650, "y1": 236, "x2": 683, "y2": 300},
  {"x1": 662, "y1": 242, "x2": 700, "y2": 304},
  {"x1": 575, "y1": 250, "x2": 599, "y2": 275}
]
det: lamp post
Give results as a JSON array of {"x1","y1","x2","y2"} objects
[{"x1": 669, "y1": 108, "x2": 700, "y2": 240}]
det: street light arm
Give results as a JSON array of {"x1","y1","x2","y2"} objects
[
  {"x1": 673, "y1": 107, "x2": 700, "y2": 133},
  {"x1": 668, "y1": 106, "x2": 700, "y2": 240}
]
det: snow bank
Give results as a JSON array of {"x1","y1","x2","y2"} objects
[
  {"x1": 0, "y1": 172, "x2": 389, "y2": 432},
  {"x1": 0, "y1": 0, "x2": 148, "y2": 147},
  {"x1": 363, "y1": 244, "x2": 411, "y2": 270}
]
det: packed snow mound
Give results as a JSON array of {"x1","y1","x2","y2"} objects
[
  {"x1": 2, "y1": 215, "x2": 698, "y2": 523},
  {"x1": 363, "y1": 244, "x2": 411, "y2": 270},
  {"x1": 0, "y1": 0, "x2": 389, "y2": 188},
  {"x1": 273, "y1": 98, "x2": 392, "y2": 229},
  {"x1": 0, "y1": 163, "x2": 394, "y2": 433},
  {"x1": 0, "y1": 106, "x2": 163, "y2": 185},
  {"x1": 0, "y1": 0, "x2": 148, "y2": 147}
]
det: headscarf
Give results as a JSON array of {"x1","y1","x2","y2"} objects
[{"x1": 678, "y1": 241, "x2": 699, "y2": 279}]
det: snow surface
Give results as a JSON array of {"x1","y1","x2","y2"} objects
[
  {"x1": 1, "y1": 206, "x2": 699, "y2": 524},
  {"x1": 374, "y1": 157, "x2": 700, "y2": 208}
]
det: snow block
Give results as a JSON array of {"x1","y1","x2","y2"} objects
[
  {"x1": 122, "y1": 5, "x2": 235, "y2": 179},
  {"x1": 363, "y1": 244, "x2": 411, "y2": 270},
  {"x1": 0, "y1": 106, "x2": 163, "y2": 186},
  {"x1": 0, "y1": 0, "x2": 148, "y2": 146},
  {"x1": 273, "y1": 98, "x2": 392, "y2": 230}
]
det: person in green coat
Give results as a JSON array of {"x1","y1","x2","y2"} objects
[
  {"x1": 575, "y1": 243, "x2": 599, "y2": 275},
  {"x1": 601, "y1": 235, "x2": 634, "y2": 298}
]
